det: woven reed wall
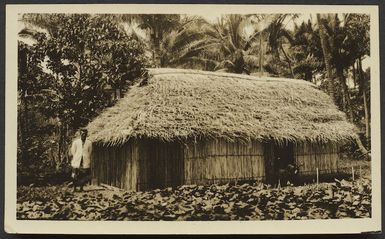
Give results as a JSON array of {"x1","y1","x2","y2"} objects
[
  {"x1": 294, "y1": 142, "x2": 339, "y2": 175},
  {"x1": 92, "y1": 140, "x2": 184, "y2": 191},
  {"x1": 91, "y1": 141, "x2": 139, "y2": 191},
  {"x1": 91, "y1": 140, "x2": 340, "y2": 192},
  {"x1": 137, "y1": 140, "x2": 184, "y2": 191},
  {"x1": 184, "y1": 140, "x2": 265, "y2": 185}
]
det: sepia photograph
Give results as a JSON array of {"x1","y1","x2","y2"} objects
[{"x1": 4, "y1": 3, "x2": 381, "y2": 234}]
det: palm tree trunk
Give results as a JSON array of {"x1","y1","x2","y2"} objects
[
  {"x1": 363, "y1": 90, "x2": 370, "y2": 140},
  {"x1": 358, "y1": 58, "x2": 370, "y2": 143},
  {"x1": 317, "y1": 14, "x2": 335, "y2": 100},
  {"x1": 57, "y1": 123, "x2": 62, "y2": 167},
  {"x1": 259, "y1": 35, "x2": 263, "y2": 77},
  {"x1": 352, "y1": 63, "x2": 356, "y2": 88},
  {"x1": 355, "y1": 135, "x2": 369, "y2": 158},
  {"x1": 336, "y1": 67, "x2": 354, "y2": 121},
  {"x1": 22, "y1": 57, "x2": 30, "y2": 164},
  {"x1": 64, "y1": 124, "x2": 69, "y2": 165},
  {"x1": 20, "y1": 92, "x2": 29, "y2": 163},
  {"x1": 280, "y1": 44, "x2": 294, "y2": 78},
  {"x1": 152, "y1": 26, "x2": 162, "y2": 67}
]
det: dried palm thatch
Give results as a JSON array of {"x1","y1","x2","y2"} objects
[{"x1": 87, "y1": 68, "x2": 357, "y2": 146}]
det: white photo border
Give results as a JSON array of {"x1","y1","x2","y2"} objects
[{"x1": 4, "y1": 4, "x2": 381, "y2": 234}]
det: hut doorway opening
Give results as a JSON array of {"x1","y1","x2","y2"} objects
[
  {"x1": 138, "y1": 140, "x2": 185, "y2": 191},
  {"x1": 275, "y1": 142, "x2": 295, "y2": 171},
  {"x1": 275, "y1": 142, "x2": 296, "y2": 186},
  {"x1": 264, "y1": 141, "x2": 295, "y2": 186}
]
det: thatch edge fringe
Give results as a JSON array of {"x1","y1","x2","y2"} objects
[
  {"x1": 87, "y1": 68, "x2": 358, "y2": 147},
  {"x1": 91, "y1": 133, "x2": 357, "y2": 147}
]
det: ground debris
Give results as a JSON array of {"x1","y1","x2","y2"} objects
[{"x1": 17, "y1": 179, "x2": 372, "y2": 221}]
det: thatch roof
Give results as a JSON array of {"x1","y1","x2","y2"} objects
[{"x1": 87, "y1": 68, "x2": 357, "y2": 146}]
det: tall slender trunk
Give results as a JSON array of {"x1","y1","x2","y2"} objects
[
  {"x1": 17, "y1": 100, "x2": 23, "y2": 161},
  {"x1": 20, "y1": 92, "x2": 29, "y2": 163},
  {"x1": 363, "y1": 90, "x2": 370, "y2": 140},
  {"x1": 352, "y1": 63, "x2": 357, "y2": 88},
  {"x1": 57, "y1": 123, "x2": 69, "y2": 170},
  {"x1": 336, "y1": 67, "x2": 354, "y2": 121},
  {"x1": 358, "y1": 58, "x2": 370, "y2": 143},
  {"x1": 151, "y1": 25, "x2": 162, "y2": 67},
  {"x1": 61, "y1": 123, "x2": 69, "y2": 170},
  {"x1": 355, "y1": 135, "x2": 369, "y2": 158},
  {"x1": 22, "y1": 67, "x2": 30, "y2": 164},
  {"x1": 259, "y1": 35, "x2": 264, "y2": 77},
  {"x1": 57, "y1": 122, "x2": 62, "y2": 167},
  {"x1": 64, "y1": 124, "x2": 69, "y2": 165},
  {"x1": 280, "y1": 44, "x2": 294, "y2": 78},
  {"x1": 317, "y1": 14, "x2": 335, "y2": 100},
  {"x1": 20, "y1": 51, "x2": 30, "y2": 163}
]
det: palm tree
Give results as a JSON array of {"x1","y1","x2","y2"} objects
[
  {"x1": 194, "y1": 14, "x2": 263, "y2": 74},
  {"x1": 290, "y1": 20, "x2": 323, "y2": 82},
  {"x1": 263, "y1": 14, "x2": 297, "y2": 78},
  {"x1": 316, "y1": 13, "x2": 369, "y2": 158},
  {"x1": 343, "y1": 14, "x2": 370, "y2": 143},
  {"x1": 93, "y1": 14, "x2": 181, "y2": 67},
  {"x1": 112, "y1": 14, "x2": 263, "y2": 74},
  {"x1": 156, "y1": 16, "x2": 214, "y2": 68},
  {"x1": 136, "y1": 14, "x2": 181, "y2": 66}
]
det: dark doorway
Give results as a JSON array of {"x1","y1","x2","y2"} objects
[
  {"x1": 264, "y1": 141, "x2": 295, "y2": 186},
  {"x1": 275, "y1": 142, "x2": 294, "y2": 170},
  {"x1": 139, "y1": 140, "x2": 184, "y2": 191}
]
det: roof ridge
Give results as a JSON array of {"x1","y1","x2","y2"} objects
[{"x1": 148, "y1": 68, "x2": 314, "y2": 86}]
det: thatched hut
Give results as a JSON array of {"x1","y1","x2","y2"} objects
[{"x1": 87, "y1": 68, "x2": 357, "y2": 191}]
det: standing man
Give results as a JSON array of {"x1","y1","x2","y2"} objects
[{"x1": 70, "y1": 128, "x2": 92, "y2": 192}]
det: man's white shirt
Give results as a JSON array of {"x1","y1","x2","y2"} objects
[{"x1": 70, "y1": 138, "x2": 92, "y2": 168}]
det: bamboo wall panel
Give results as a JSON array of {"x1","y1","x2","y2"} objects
[
  {"x1": 91, "y1": 146, "x2": 99, "y2": 185},
  {"x1": 294, "y1": 142, "x2": 339, "y2": 176},
  {"x1": 184, "y1": 139, "x2": 265, "y2": 185},
  {"x1": 137, "y1": 140, "x2": 184, "y2": 191},
  {"x1": 130, "y1": 141, "x2": 139, "y2": 191},
  {"x1": 92, "y1": 139, "x2": 341, "y2": 191},
  {"x1": 91, "y1": 141, "x2": 139, "y2": 191}
]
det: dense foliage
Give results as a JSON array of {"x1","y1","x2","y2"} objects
[
  {"x1": 17, "y1": 179, "x2": 371, "y2": 220},
  {"x1": 18, "y1": 12, "x2": 371, "y2": 182},
  {"x1": 132, "y1": 13, "x2": 371, "y2": 155},
  {"x1": 18, "y1": 14, "x2": 149, "y2": 177}
]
